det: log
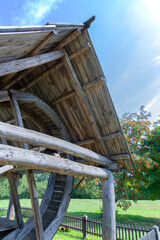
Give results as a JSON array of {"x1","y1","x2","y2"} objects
[
  {"x1": 0, "y1": 144, "x2": 110, "y2": 179},
  {"x1": 102, "y1": 172, "x2": 116, "y2": 240},
  {"x1": 0, "y1": 122, "x2": 113, "y2": 166},
  {"x1": 7, "y1": 172, "x2": 24, "y2": 229},
  {"x1": 0, "y1": 50, "x2": 64, "y2": 77},
  {"x1": 0, "y1": 165, "x2": 13, "y2": 174},
  {"x1": 7, "y1": 174, "x2": 21, "y2": 220},
  {"x1": 26, "y1": 170, "x2": 44, "y2": 240}
]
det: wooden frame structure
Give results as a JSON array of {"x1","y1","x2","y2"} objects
[{"x1": 0, "y1": 17, "x2": 135, "y2": 240}]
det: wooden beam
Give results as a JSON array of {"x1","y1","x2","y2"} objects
[
  {"x1": 0, "y1": 165, "x2": 14, "y2": 174},
  {"x1": 75, "y1": 138, "x2": 95, "y2": 146},
  {"x1": 9, "y1": 90, "x2": 28, "y2": 149},
  {"x1": 20, "y1": 62, "x2": 63, "y2": 91},
  {"x1": 102, "y1": 171, "x2": 116, "y2": 240},
  {"x1": 7, "y1": 174, "x2": 21, "y2": 220},
  {"x1": 83, "y1": 77, "x2": 105, "y2": 90},
  {"x1": 63, "y1": 52, "x2": 109, "y2": 156},
  {"x1": 0, "y1": 50, "x2": 64, "y2": 77},
  {"x1": 0, "y1": 144, "x2": 110, "y2": 179},
  {"x1": 109, "y1": 154, "x2": 130, "y2": 160},
  {"x1": 55, "y1": 29, "x2": 81, "y2": 50},
  {"x1": 52, "y1": 91, "x2": 75, "y2": 105},
  {"x1": 69, "y1": 42, "x2": 91, "y2": 60},
  {"x1": 9, "y1": 91, "x2": 44, "y2": 238},
  {"x1": 20, "y1": 42, "x2": 90, "y2": 91},
  {"x1": 2, "y1": 31, "x2": 55, "y2": 88},
  {"x1": 0, "y1": 122, "x2": 113, "y2": 166},
  {"x1": 75, "y1": 132, "x2": 121, "y2": 146},
  {"x1": 51, "y1": 76, "x2": 105, "y2": 105},
  {"x1": 102, "y1": 132, "x2": 121, "y2": 140},
  {"x1": 7, "y1": 172, "x2": 24, "y2": 229},
  {"x1": 26, "y1": 170, "x2": 44, "y2": 240}
]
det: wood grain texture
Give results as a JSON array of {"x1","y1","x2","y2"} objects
[
  {"x1": 0, "y1": 50, "x2": 64, "y2": 77},
  {"x1": 0, "y1": 122, "x2": 113, "y2": 166},
  {"x1": 0, "y1": 144, "x2": 110, "y2": 179},
  {"x1": 102, "y1": 172, "x2": 116, "y2": 240},
  {"x1": 26, "y1": 170, "x2": 44, "y2": 240}
]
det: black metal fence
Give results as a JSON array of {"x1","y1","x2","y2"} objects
[
  {"x1": 62, "y1": 214, "x2": 151, "y2": 240},
  {"x1": 0, "y1": 207, "x2": 151, "y2": 240}
]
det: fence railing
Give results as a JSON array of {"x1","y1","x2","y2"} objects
[
  {"x1": 61, "y1": 214, "x2": 150, "y2": 240},
  {"x1": 0, "y1": 207, "x2": 152, "y2": 240}
]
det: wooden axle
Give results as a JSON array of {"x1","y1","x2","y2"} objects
[
  {"x1": 0, "y1": 144, "x2": 110, "y2": 179},
  {"x1": 0, "y1": 122, "x2": 113, "y2": 167}
]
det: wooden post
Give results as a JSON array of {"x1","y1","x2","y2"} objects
[
  {"x1": 8, "y1": 172, "x2": 24, "y2": 229},
  {"x1": 9, "y1": 91, "x2": 45, "y2": 239},
  {"x1": 26, "y1": 170, "x2": 44, "y2": 240},
  {"x1": 7, "y1": 174, "x2": 20, "y2": 220},
  {"x1": 102, "y1": 171, "x2": 116, "y2": 240},
  {"x1": 82, "y1": 215, "x2": 88, "y2": 238}
]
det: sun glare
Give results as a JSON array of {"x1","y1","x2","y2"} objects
[{"x1": 143, "y1": 0, "x2": 160, "y2": 21}]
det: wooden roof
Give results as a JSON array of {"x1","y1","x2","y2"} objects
[{"x1": 0, "y1": 18, "x2": 135, "y2": 170}]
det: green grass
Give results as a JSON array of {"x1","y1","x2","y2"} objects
[{"x1": 0, "y1": 199, "x2": 159, "y2": 239}]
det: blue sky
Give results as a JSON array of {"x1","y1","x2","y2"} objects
[{"x1": 0, "y1": 0, "x2": 160, "y2": 121}]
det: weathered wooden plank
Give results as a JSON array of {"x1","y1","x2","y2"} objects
[
  {"x1": 0, "y1": 144, "x2": 110, "y2": 179},
  {"x1": 55, "y1": 29, "x2": 81, "y2": 50},
  {"x1": 109, "y1": 154, "x2": 129, "y2": 160},
  {"x1": 0, "y1": 165, "x2": 13, "y2": 174},
  {"x1": 7, "y1": 174, "x2": 21, "y2": 220},
  {"x1": 83, "y1": 77, "x2": 105, "y2": 90},
  {"x1": 7, "y1": 172, "x2": 24, "y2": 229},
  {"x1": 69, "y1": 42, "x2": 91, "y2": 60},
  {"x1": 102, "y1": 172, "x2": 116, "y2": 240},
  {"x1": 0, "y1": 50, "x2": 64, "y2": 77},
  {"x1": 20, "y1": 42, "x2": 90, "y2": 91},
  {"x1": 52, "y1": 91, "x2": 75, "y2": 105},
  {"x1": 102, "y1": 132, "x2": 121, "y2": 140},
  {"x1": 3, "y1": 31, "x2": 55, "y2": 88},
  {"x1": 9, "y1": 90, "x2": 28, "y2": 149},
  {"x1": 26, "y1": 170, "x2": 44, "y2": 240},
  {"x1": 0, "y1": 122, "x2": 113, "y2": 166},
  {"x1": 63, "y1": 52, "x2": 109, "y2": 156}
]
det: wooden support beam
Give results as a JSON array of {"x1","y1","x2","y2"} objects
[
  {"x1": 51, "y1": 77, "x2": 105, "y2": 105},
  {"x1": 102, "y1": 132, "x2": 121, "y2": 140},
  {"x1": 63, "y1": 52, "x2": 109, "y2": 156},
  {"x1": 20, "y1": 62, "x2": 63, "y2": 91},
  {"x1": 7, "y1": 172, "x2": 24, "y2": 229},
  {"x1": 0, "y1": 50, "x2": 64, "y2": 77},
  {"x1": 7, "y1": 174, "x2": 21, "y2": 220},
  {"x1": 102, "y1": 171, "x2": 116, "y2": 240},
  {"x1": 2, "y1": 31, "x2": 55, "y2": 88},
  {"x1": 75, "y1": 132, "x2": 121, "y2": 146},
  {"x1": 83, "y1": 77, "x2": 105, "y2": 90},
  {"x1": 75, "y1": 138, "x2": 95, "y2": 146},
  {"x1": 52, "y1": 91, "x2": 75, "y2": 105},
  {"x1": 109, "y1": 154, "x2": 130, "y2": 161},
  {"x1": 0, "y1": 165, "x2": 14, "y2": 174},
  {"x1": 0, "y1": 122, "x2": 113, "y2": 166},
  {"x1": 20, "y1": 42, "x2": 90, "y2": 91},
  {"x1": 26, "y1": 170, "x2": 44, "y2": 240},
  {"x1": 9, "y1": 91, "x2": 45, "y2": 238},
  {"x1": 55, "y1": 29, "x2": 81, "y2": 50},
  {"x1": 69, "y1": 42, "x2": 91, "y2": 60},
  {"x1": 0, "y1": 144, "x2": 110, "y2": 179},
  {"x1": 9, "y1": 90, "x2": 28, "y2": 149}
]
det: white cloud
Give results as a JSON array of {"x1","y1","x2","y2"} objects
[
  {"x1": 13, "y1": 0, "x2": 64, "y2": 25},
  {"x1": 151, "y1": 56, "x2": 160, "y2": 66},
  {"x1": 146, "y1": 93, "x2": 160, "y2": 121}
]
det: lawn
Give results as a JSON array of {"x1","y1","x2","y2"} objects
[{"x1": 0, "y1": 199, "x2": 159, "y2": 239}]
